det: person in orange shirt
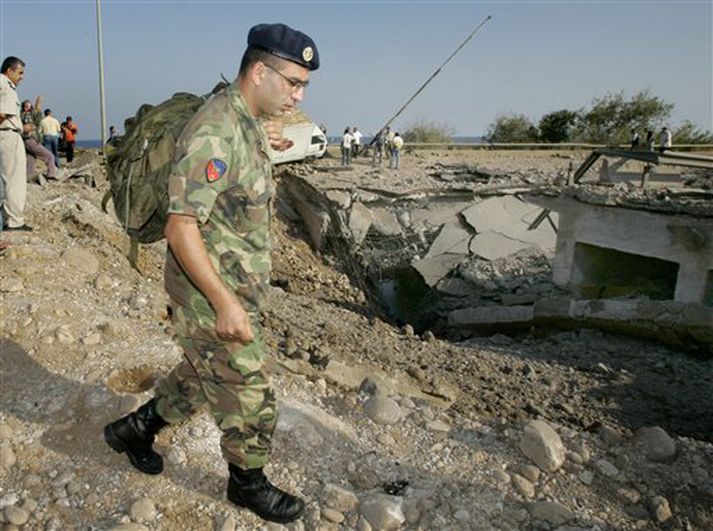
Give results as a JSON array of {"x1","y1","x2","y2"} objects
[{"x1": 61, "y1": 116, "x2": 77, "y2": 163}]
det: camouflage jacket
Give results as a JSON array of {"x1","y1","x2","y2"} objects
[{"x1": 164, "y1": 83, "x2": 273, "y2": 323}]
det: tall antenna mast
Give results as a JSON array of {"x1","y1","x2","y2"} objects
[{"x1": 375, "y1": 15, "x2": 492, "y2": 140}]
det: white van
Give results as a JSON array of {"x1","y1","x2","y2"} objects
[{"x1": 269, "y1": 120, "x2": 327, "y2": 165}]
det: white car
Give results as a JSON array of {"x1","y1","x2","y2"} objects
[{"x1": 270, "y1": 121, "x2": 327, "y2": 165}]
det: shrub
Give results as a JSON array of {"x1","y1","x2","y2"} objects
[{"x1": 402, "y1": 120, "x2": 454, "y2": 143}]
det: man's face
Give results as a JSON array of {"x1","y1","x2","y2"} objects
[
  {"x1": 259, "y1": 59, "x2": 310, "y2": 116},
  {"x1": 6, "y1": 65, "x2": 25, "y2": 86}
]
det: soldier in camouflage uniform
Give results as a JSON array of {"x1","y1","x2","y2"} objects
[{"x1": 104, "y1": 23, "x2": 319, "y2": 524}]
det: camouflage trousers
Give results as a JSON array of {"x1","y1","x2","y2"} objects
[{"x1": 155, "y1": 303, "x2": 277, "y2": 469}]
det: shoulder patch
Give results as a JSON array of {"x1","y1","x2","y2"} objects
[{"x1": 206, "y1": 158, "x2": 228, "y2": 183}]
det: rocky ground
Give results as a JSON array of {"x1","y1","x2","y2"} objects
[{"x1": 0, "y1": 149, "x2": 711, "y2": 530}]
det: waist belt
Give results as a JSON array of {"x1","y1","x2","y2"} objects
[{"x1": 0, "y1": 128, "x2": 20, "y2": 133}]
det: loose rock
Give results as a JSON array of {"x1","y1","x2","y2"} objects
[
  {"x1": 636, "y1": 426, "x2": 677, "y2": 462},
  {"x1": 129, "y1": 497, "x2": 157, "y2": 523},
  {"x1": 528, "y1": 501, "x2": 574, "y2": 525},
  {"x1": 359, "y1": 494, "x2": 405, "y2": 531},
  {"x1": 648, "y1": 495, "x2": 672, "y2": 523},
  {"x1": 519, "y1": 419, "x2": 566, "y2": 471},
  {"x1": 363, "y1": 396, "x2": 402, "y2": 425},
  {"x1": 4, "y1": 506, "x2": 30, "y2": 526}
]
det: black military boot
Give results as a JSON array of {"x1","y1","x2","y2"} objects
[
  {"x1": 227, "y1": 463, "x2": 305, "y2": 524},
  {"x1": 103, "y1": 398, "x2": 169, "y2": 475}
]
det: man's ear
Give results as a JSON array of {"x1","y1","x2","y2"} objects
[{"x1": 251, "y1": 62, "x2": 267, "y2": 86}]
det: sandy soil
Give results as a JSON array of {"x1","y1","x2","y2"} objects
[{"x1": 0, "y1": 149, "x2": 711, "y2": 530}]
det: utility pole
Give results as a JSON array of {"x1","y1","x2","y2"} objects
[
  {"x1": 371, "y1": 15, "x2": 492, "y2": 144},
  {"x1": 96, "y1": 0, "x2": 107, "y2": 149}
]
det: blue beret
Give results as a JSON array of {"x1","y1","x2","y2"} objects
[{"x1": 248, "y1": 23, "x2": 319, "y2": 71}]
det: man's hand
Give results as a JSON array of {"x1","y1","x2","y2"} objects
[
  {"x1": 263, "y1": 118, "x2": 294, "y2": 151},
  {"x1": 215, "y1": 298, "x2": 254, "y2": 343},
  {"x1": 165, "y1": 214, "x2": 256, "y2": 345}
]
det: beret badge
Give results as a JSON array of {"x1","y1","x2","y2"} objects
[{"x1": 302, "y1": 47, "x2": 314, "y2": 63}]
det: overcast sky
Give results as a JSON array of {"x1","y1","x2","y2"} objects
[{"x1": 1, "y1": 0, "x2": 711, "y2": 139}]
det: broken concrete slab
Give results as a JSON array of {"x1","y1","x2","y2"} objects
[
  {"x1": 526, "y1": 194, "x2": 713, "y2": 304},
  {"x1": 326, "y1": 190, "x2": 352, "y2": 209},
  {"x1": 409, "y1": 201, "x2": 474, "y2": 229},
  {"x1": 412, "y1": 253, "x2": 467, "y2": 287},
  {"x1": 532, "y1": 297, "x2": 713, "y2": 352},
  {"x1": 436, "y1": 277, "x2": 479, "y2": 297},
  {"x1": 425, "y1": 221, "x2": 473, "y2": 258},
  {"x1": 285, "y1": 180, "x2": 331, "y2": 250},
  {"x1": 349, "y1": 202, "x2": 373, "y2": 246},
  {"x1": 448, "y1": 296, "x2": 712, "y2": 351},
  {"x1": 371, "y1": 207, "x2": 403, "y2": 236},
  {"x1": 448, "y1": 305, "x2": 535, "y2": 326},
  {"x1": 461, "y1": 195, "x2": 537, "y2": 233},
  {"x1": 597, "y1": 158, "x2": 681, "y2": 186},
  {"x1": 470, "y1": 231, "x2": 539, "y2": 261}
]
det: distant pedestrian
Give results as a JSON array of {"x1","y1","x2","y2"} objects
[
  {"x1": 341, "y1": 127, "x2": 354, "y2": 166},
  {"x1": 0, "y1": 55, "x2": 33, "y2": 232},
  {"x1": 108, "y1": 125, "x2": 117, "y2": 143},
  {"x1": 352, "y1": 126, "x2": 362, "y2": 158},
  {"x1": 645, "y1": 129, "x2": 655, "y2": 152},
  {"x1": 390, "y1": 132, "x2": 403, "y2": 169},
  {"x1": 658, "y1": 127, "x2": 672, "y2": 153},
  {"x1": 22, "y1": 98, "x2": 61, "y2": 183},
  {"x1": 61, "y1": 116, "x2": 78, "y2": 163},
  {"x1": 630, "y1": 128, "x2": 640, "y2": 150},
  {"x1": 39, "y1": 109, "x2": 61, "y2": 168},
  {"x1": 373, "y1": 128, "x2": 384, "y2": 166},
  {"x1": 384, "y1": 126, "x2": 394, "y2": 159}
]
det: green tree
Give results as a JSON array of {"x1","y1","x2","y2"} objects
[
  {"x1": 402, "y1": 120, "x2": 454, "y2": 143},
  {"x1": 538, "y1": 110, "x2": 578, "y2": 143},
  {"x1": 572, "y1": 90, "x2": 673, "y2": 144},
  {"x1": 672, "y1": 120, "x2": 713, "y2": 144},
  {"x1": 485, "y1": 113, "x2": 539, "y2": 143}
]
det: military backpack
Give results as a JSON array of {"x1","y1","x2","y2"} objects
[{"x1": 104, "y1": 84, "x2": 226, "y2": 243}]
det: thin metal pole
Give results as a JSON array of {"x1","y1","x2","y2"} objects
[
  {"x1": 96, "y1": 0, "x2": 107, "y2": 149},
  {"x1": 373, "y1": 15, "x2": 492, "y2": 143}
]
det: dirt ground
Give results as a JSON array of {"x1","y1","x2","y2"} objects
[{"x1": 0, "y1": 149, "x2": 711, "y2": 530}]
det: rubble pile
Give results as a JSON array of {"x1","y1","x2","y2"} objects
[
  {"x1": 283, "y1": 149, "x2": 712, "y2": 350},
  {"x1": 0, "y1": 148, "x2": 711, "y2": 530}
]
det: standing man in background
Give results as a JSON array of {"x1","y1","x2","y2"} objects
[
  {"x1": 352, "y1": 126, "x2": 362, "y2": 158},
  {"x1": 39, "y1": 108, "x2": 61, "y2": 168},
  {"x1": 658, "y1": 127, "x2": 672, "y2": 153},
  {"x1": 372, "y1": 128, "x2": 384, "y2": 166},
  {"x1": 629, "y1": 128, "x2": 640, "y2": 150},
  {"x1": 390, "y1": 131, "x2": 403, "y2": 169},
  {"x1": 341, "y1": 127, "x2": 354, "y2": 166},
  {"x1": 104, "y1": 23, "x2": 320, "y2": 525},
  {"x1": 0, "y1": 56, "x2": 32, "y2": 232},
  {"x1": 61, "y1": 116, "x2": 78, "y2": 163}
]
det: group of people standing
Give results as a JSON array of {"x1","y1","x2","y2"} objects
[
  {"x1": 21, "y1": 98, "x2": 77, "y2": 182},
  {"x1": 340, "y1": 125, "x2": 362, "y2": 165},
  {"x1": 630, "y1": 126, "x2": 672, "y2": 153},
  {"x1": 0, "y1": 55, "x2": 78, "y2": 249},
  {"x1": 341, "y1": 125, "x2": 404, "y2": 169}
]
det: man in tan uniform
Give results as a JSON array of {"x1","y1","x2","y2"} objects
[{"x1": 0, "y1": 56, "x2": 32, "y2": 232}]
